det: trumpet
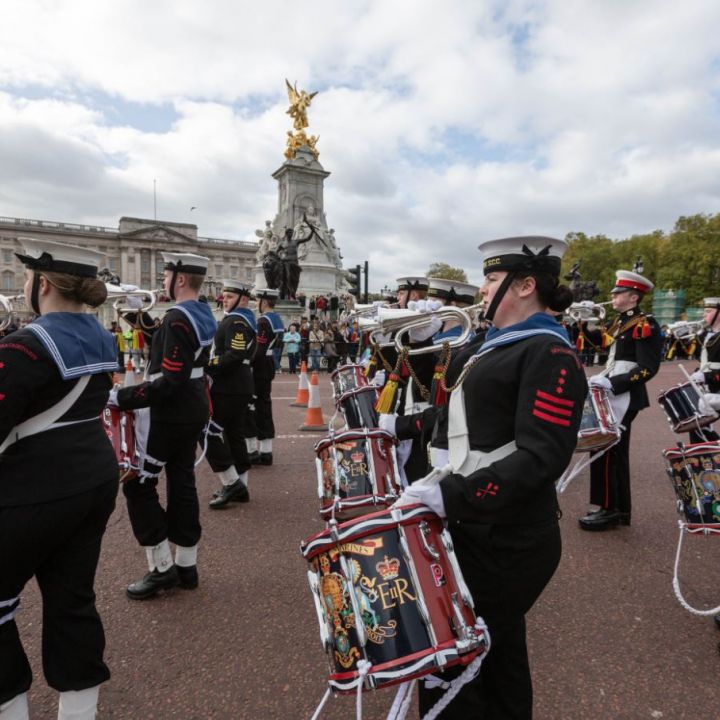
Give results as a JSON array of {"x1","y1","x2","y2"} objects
[
  {"x1": 104, "y1": 283, "x2": 157, "y2": 314},
  {"x1": 394, "y1": 305, "x2": 478, "y2": 355},
  {"x1": 0, "y1": 294, "x2": 27, "y2": 332},
  {"x1": 667, "y1": 320, "x2": 704, "y2": 340}
]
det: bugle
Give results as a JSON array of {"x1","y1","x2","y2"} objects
[
  {"x1": 0, "y1": 294, "x2": 27, "y2": 332},
  {"x1": 393, "y1": 304, "x2": 480, "y2": 354},
  {"x1": 567, "y1": 301, "x2": 607, "y2": 323},
  {"x1": 104, "y1": 283, "x2": 157, "y2": 314}
]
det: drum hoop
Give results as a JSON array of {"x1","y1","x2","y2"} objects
[
  {"x1": 314, "y1": 428, "x2": 397, "y2": 452},
  {"x1": 337, "y1": 385, "x2": 378, "y2": 402},
  {"x1": 663, "y1": 442, "x2": 720, "y2": 459},
  {"x1": 301, "y1": 505, "x2": 437, "y2": 559}
]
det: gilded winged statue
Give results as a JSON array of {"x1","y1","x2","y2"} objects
[{"x1": 286, "y1": 79, "x2": 317, "y2": 131}]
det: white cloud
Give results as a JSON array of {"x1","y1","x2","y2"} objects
[{"x1": 0, "y1": 0, "x2": 718, "y2": 290}]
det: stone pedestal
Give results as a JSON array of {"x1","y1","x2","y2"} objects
[{"x1": 253, "y1": 146, "x2": 348, "y2": 298}]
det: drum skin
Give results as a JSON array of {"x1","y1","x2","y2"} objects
[
  {"x1": 663, "y1": 442, "x2": 720, "y2": 526},
  {"x1": 316, "y1": 429, "x2": 402, "y2": 521},
  {"x1": 301, "y1": 505, "x2": 487, "y2": 693}
]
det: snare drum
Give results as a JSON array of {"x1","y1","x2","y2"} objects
[
  {"x1": 576, "y1": 387, "x2": 620, "y2": 452},
  {"x1": 331, "y1": 364, "x2": 369, "y2": 401},
  {"x1": 103, "y1": 406, "x2": 139, "y2": 482},
  {"x1": 316, "y1": 429, "x2": 402, "y2": 521},
  {"x1": 662, "y1": 442, "x2": 720, "y2": 526},
  {"x1": 658, "y1": 381, "x2": 718, "y2": 434},
  {"x1": 301, "y1": 504, "x2": 488, "y2": 693},
  {"x1": 337, "y1": 386, "x2": 379, "y2": 430}
]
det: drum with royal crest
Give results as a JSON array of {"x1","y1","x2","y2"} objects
[
  {"x1": 315, "y1": 429, "x2": 402, "y2": 521},
  {"x1": 300, "y1": 504, "x2": 488, "y2": 693},
  {"x1": 331, "y1": 364, "x2": 369, "y2": 402}
]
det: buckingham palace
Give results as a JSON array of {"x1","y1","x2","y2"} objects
[{"x1": 0, "y1": 215, "x2": 258, "y2": 298}]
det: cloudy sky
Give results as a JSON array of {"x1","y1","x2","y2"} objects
[{"x1": 1, "y1": 0, "x2": 719, "y2": 290}]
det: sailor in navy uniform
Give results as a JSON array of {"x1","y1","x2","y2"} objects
[
  {"x1": 114, "y1": 252, "x2": 217, "y2": 599},
  {"x1": 396, "y1": 237, "x2": 586, "y2": 719},
  {"x1": 206, "y1": 280, "x2": 256, "y2": 508},
  {"x1": 580, "y1": 270, "x2": 663, "y2": 530},
  {"x1": 246, "y1": 288, "x2": 284, "y2": 465},
  {"x1": 0, "y1": 239, "x2": 118, "y2": 720},
  {"x1": 689, "y1": 297, "x2": 720, "y2": 443}
]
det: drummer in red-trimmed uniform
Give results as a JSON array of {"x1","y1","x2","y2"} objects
[
  {"x1": 0, "y1": 239, "x2": 118, "y2": 720},
  {"x1": 395, "y1": 236, "x2": 587, "y2": 718},
  {"x1": 579, "y1": 269, "x2": 663, "y2": 531}
]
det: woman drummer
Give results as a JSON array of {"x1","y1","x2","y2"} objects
[
  {"x1": 398, "y1": 236, "x2": 587, "y2": 718},
  {"x1": 0, "y1": 239, "x2": 118, "y2": 720}
]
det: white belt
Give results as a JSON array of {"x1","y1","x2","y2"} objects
[{"x1": 149, "y1": 367, "x2": 204, "y2": 381}]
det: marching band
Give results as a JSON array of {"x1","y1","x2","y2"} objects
[{"x1": 1, "y1": 234, "x2": 719, "y2": 720}]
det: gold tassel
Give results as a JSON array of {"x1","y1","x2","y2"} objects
[{"x1": 375, "y1": 372, "x2": 400, "y2": 413}]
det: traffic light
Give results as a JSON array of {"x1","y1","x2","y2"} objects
[{"x1": 347, "y1": 264, "x2": 362, "y2": 296}]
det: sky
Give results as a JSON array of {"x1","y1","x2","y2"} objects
[{"x1": 1, "y1": 0, "x2": 719, "y2": 291}]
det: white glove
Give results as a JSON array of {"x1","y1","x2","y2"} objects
[
  {"x1": 409, "y1": 316, "x2": 443, "y2": 342},
  {"x1": 407, "y1": 300, "x2": 427, "y2": 312},
  {"x1": 394, "y1": 482, "x2": 446, "y2": 517},
  {"x1": 426, "y1": 299, "x2": 443, "y2": 312},
  {"x1": 372, "y1": 369, "x2": 386, "y2": 387},
  {"x1": 690, "y1": 370, "x2": 706, "y2": 384},
  {"x1": 701, "y1": 393, "x2": 720, "y2": 413},
  {"x1": 107, "y1": 387, "x2": 120, "y2": 407},
  {"x1": 378, "y1": 413, "x2": 397, "y2": 435},
  {"x1": 588, "y1": 375, "x2": 613, "y2": 391}
]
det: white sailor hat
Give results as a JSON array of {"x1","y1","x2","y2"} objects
[
  {"x1": 479, "y1": 236, "x2": 567, "y2": 276},
  {"x1": 15, "y1": 238, "x2": 103, "y2": 278},
  {"x1": 703, "y1": 297, "x2": 720, "y2": 308},
  {"x1": 252, "y1": 287, "x2": 280, "y2": 300},
  {"x1": 221, "y1": 279, "x2": 252, "y2": 296},
  {"x1": 396, "y1": 276, "x2": 429, "y2": 292},
  {"x1": 427, "y1": 278, "x2": 479, "y2": 304},
  {"x1": 161, "y1": 252, "x2": 209, "y2": 276},
  {"x1": 611, "y1": 270, "x2": 654, "y2": 294}
]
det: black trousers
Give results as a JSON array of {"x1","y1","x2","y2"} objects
[
  {"x1": 206, "y1": 392, "x2": 252, "y2": 475},
  {"x1": 589, "y1": 409, "x2": 638, "y2": 513},
  {"x1": 253, "y1": 376, "x2": 275, "y2": 440},
  {"x1": 123, "y1": 420, "x2": 204, "y2": 547},
  {"x1": 418, "y1": 520, "x2": 562, "y2": 719},
  {"x1": 0, "y1": 482, "x2": 117, "y2": 703}
]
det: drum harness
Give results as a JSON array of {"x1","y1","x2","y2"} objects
[{"x1": 0, "y1": 375, "x2": 91, "y2": 455}]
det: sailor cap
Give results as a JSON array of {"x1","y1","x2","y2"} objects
[
  {"x1": 221, "y1": 279, "x2": 252, "y2": 296},
  {"x1": 162, "y1": 252, "x2": 209, "y2": 276},
  {"x1": 396, "y1": 276, "x2": 429, "y2": 292},
  {"x1": 479, "y1": 236, "x2": 567, "y2": 276},
  {"x1": 15, "y1": 238, "x2": 103, "y2": 278},
  {"x1": 427, "y1": 278, "x2": 479, "y2": 305}
]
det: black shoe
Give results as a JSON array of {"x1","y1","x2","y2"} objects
[
  {"x1": 177, "y1": 565, "x2": 199, "y2": 590},
  {"x1": 126, "y1": 566, "x2": 179, "y2": 600},
  {"x1": 259, "y1": 452, "x2": 273, "y2": 466},
  {"x1": 619, "y1": 512, "x2": 631, "y2": 526},
  {"x1": 248, "y1": 451, "x2": 261, "y2": 464},
  {"x1": 578, "y1": 508, "x2": 622, "y2": 531},
  {"x1": 714, "y1": 613, "x2": 720, "y2": 631},
  {"x1": 209, "y1": 479, "x2": 249, "y2": 508}
]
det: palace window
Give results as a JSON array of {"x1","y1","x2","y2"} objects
[{"x1": 2, "y1": 271, "x2": 13, "y2": 291}]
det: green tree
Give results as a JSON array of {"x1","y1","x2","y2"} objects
[{"x1": 426, "y1": 263, "x2": 468, "y2": 282}]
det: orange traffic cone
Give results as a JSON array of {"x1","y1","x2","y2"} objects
[
  {"x1": 299, "y1": 371, "x2": 327, "y2": 431},
  {"x1": 291, "y1": 360, "x2": 310, "y2": 407}
]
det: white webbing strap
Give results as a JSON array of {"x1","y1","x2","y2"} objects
[
  {"x1": 0, "y1": 376, "x2": 90, "y2": 454},
  {"x1": 672, "y1": 521, "x2": 720, "y2": 616},
  {"x1": 0, "y1": 595, "x2": 20, "y2": 626}
]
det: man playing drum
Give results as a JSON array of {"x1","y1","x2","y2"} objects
[
  {"x1": 579, "y1": 270, "x2": 663, "y2": 530},
  {"x1": 690, "y1": 297, "x2": 720, "y2": 443}
]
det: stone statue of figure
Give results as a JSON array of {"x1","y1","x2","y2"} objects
[
  {"x1": 255, "y1": 220, "x2": 278, "y2": 262},
  {"x1": 266, "y1": 212, "x2": 319, "y2": 299},
  {"x1": 286, "y1": 79, "x2": 318, "y2": 131}
]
